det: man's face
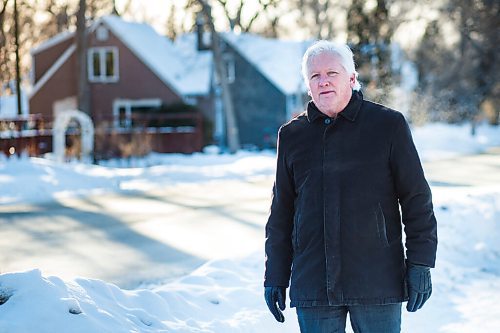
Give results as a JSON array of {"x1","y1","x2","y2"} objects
[{"x1": 307, "y1": 52, "x2": 355, "y2": 116}]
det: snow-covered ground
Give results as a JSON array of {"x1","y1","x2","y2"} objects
[{"x1": 1, "y1": 122, "x2": 500, "y2": 332}]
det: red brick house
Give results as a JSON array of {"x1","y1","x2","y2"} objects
[{"x1": 29, "y1": 15, "x2": 211, "y2": 156}]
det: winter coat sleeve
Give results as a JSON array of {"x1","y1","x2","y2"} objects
[
  {"x1": 390, "y1": 113, "x2": 438, "y2": 267},
  {"x1": 264, "y1": 127, "x2": 296, "y2": 287}
]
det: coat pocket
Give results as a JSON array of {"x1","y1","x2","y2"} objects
[{"x1": 374, "y1": 203, "x2": 390, "y2": 248}]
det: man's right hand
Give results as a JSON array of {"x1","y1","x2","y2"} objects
[{"x1": 264, "y1": 286, "x2": 287, "y2": 322}]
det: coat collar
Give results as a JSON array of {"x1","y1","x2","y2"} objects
[{"x1": 307, "y1": 90, "x2": 363, "y2": 123}]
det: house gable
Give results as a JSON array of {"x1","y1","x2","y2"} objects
[
  {"x1": 28, "y1": 15, "x2": 207, "y2": 123},
  {"x1": 95, "y1": 16, "x2": 209, "y2": 97},
  {"x1": 221, "y1": 41, "x2": 287, "y2": 148},
  {"x1": 222, "y1": 33, "x2": 310, "y2": 96},
  {"x1": 212, "y1": 33, "x2": 312, "y2": 147}
]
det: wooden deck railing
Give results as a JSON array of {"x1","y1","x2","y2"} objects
[{"x1": 0, "y1": 113, "x2": 204, "y2": 159}]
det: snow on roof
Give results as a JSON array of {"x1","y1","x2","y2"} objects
[
  {"x1": 31, "y1": 30, "x2": 74, "y2": 55},
  {"x1": 222, "y1": 33, "x2": 312, "y2": 95},
  {"x1": 173, "y1": 34, "x2": 212, "y2": 96},
  {"x1": 97, "y1": 16, "x2": 209, "y2": 97}
]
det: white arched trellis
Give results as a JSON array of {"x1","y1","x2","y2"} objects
[{"x1": 53, "y1": 110, "x2": 94, "y2": 163}]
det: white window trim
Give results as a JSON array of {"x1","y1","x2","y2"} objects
[
  {"x1": 87, "y1": 46, "x2": 119, "y2": 83},
  {"x1": 112, "y1": 98, "x2": 162, "y2": 128}
]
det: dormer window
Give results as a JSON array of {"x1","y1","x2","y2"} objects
[{"x1": 87, "y1": 47, "x2": 119, "y2": 83}]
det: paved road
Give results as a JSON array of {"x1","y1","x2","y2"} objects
[
  {"x1": 424, "y1": 147, "x2": 500, "y2": 187},
  {"x1": 1, "y1": 148, "x2": 499, "y2": 288},
  {"x1": 0, "y1": 180, "x2": 271, "y2": 288}
]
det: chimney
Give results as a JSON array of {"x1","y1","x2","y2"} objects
[{"x1": 196, "y1": 12, "x2": 210, "y2": 51}]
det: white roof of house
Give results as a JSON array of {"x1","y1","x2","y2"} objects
[
  {"x1": 31, "y1": 30, "x2": 74, "y2": 55},
  {"x1": 173, "y1": 33, "x2": 212, "y2": 96},
  {"x1": 222, "y1": 33, "x2": 312, "y2": 95}
]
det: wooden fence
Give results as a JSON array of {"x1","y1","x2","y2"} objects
[{"x1": 0, "y1": 113, "x2": 204, "y2": 160}]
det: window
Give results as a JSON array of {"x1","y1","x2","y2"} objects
[
  {"x1": 214, "y1": 53, "x2": 235, "y2": 85},
  {"x1": 183, "y1": 95, "x2": 197, "y2": 106},
  {"x1": 286, "y1": 93, "x2": 304, "y2": 120},
  {"x1": 223, "y1": 54, "x2": 235, "y2": 83},
  {"x1": 88, "y1": 47, "x2": 119, "y2": 83},
  {"x1": 117, "y1": 106, "x2": 131, "y2": 128},
  {"x1": 113, "y1": 99, "x2": 162, "y2": 128}
]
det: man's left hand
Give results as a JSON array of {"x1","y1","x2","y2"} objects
[{"x1": 406, "y1": 262, "x2": 432, "y2": 312}]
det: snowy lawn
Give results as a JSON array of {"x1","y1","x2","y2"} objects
[{"x1": 1, "y1": 122, "x2": 500, "y2": 332}]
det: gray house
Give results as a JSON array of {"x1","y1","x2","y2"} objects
[
  {"x1": 219, "y1": 33, "x2": 312, "y2": 148},
  {"x1": 176, "y1": 32, "x2": 312, "y2": 149}
]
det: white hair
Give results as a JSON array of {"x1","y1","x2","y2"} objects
[{"x1": 301, "y1": 40, "x2": 361, "y2": 91}]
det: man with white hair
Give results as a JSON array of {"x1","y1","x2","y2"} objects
[{"x1": 264, "y1": 40, "x2": 437, "y2": 332}]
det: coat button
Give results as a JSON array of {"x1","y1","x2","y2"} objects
[{"x1": 324, "y1": 118, "x2": 331, "y2": 125}]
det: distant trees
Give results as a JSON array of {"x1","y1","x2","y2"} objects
[
  {"x1": 214, "y1": 0, "x2": 281, "y2": 35},
  {"x1": 0, "y1": 0, "x2": 36, "y2": 97},
  {"x1": 286, "y1": 0, "x2": 347, "y2": 40},
  {"x1": 0, "y1": 0, "x2": 496, "y2": 126},
  {"x1": 182, "y1": 0, "x2": 283, "y2": 37},
  {"x1": 76, "y1": 0, "x2": 89, "y2": 115},
  {"x1": 415, "y1": 0, "x2": 499, "y2": 125},
  {"x1": 346, "y1": 0, "x2": 394, "y2": 104}
]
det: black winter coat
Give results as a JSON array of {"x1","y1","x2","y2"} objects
[{"x1": 264, "y1": 91, "x2": 437, "y2": 307}]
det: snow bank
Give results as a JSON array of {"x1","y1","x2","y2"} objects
[
  {"x1": 0, "y1": 151, "x2": 276, "y2": 205},
  {"x1": 0, "y1": 255, "x2": 299, "y2": 333}
]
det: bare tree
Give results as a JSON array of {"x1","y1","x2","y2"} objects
[
  {"x1": 214, "y1": 0, "x2": 281, "y2": 33},
  {"x1": 287, "y1": 0, "x2": 349, "y2": 40},
  {"x1": 195, "y1": 0, "x2": 240, "y2": 153},
  {"x1": 165, "y1": 2, "x2": 178, "y2": 41},
  {"x1": 75, "y1": 0, "x2": 116, "y2": 116},
  {"x1": 0, "y1": 0, "x2": 13, "y2": 92},
  {"x1": 346, "y1": 0, "x2": 395, "y2": 103},
  {"x1": 13, "y1": 0, "x2": 21, "y2": 114},
  {"x1": 1, "y1": 0, "x2": 36, "y2": 98},
  {"x1": 76, "y1": 0, "x2": 90, "y2": 115}
]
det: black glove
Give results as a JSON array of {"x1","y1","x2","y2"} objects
[
  {"x1": 264, "y1": 286, "x2": 286, "y2": 322},
  {"x1": 406, "y1": 262, "x2": 432, "y2": 312}
]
